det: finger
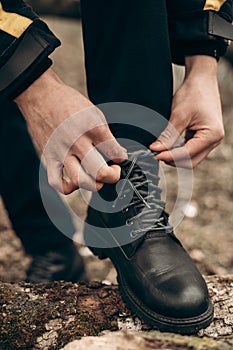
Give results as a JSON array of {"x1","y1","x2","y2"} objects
[
  {"x1": 96, "y1": 137, "x2": 128, "y2": 163},
  {"x1": 90, "y1": 125, "x2": 128, "y2": 162},
  {"x1": 97, "y1": 164, "x2": 122, "y2": 184},
  {"x1": 46, "y1": 159, "x2": 64, "y2": 192},
  {"x1": 80, "y1": 146, "x2": 122, "y2": 184},
  {"x1": 64, "y1": 156, "x2": 103, "y2": 193},
  {"x1": 150, "y1": 120, "x2": 185, "y2": 152},
  {"x1": 46, "y1": 158, "x2": 77, "y2": 194},
  {"x1": 154, "y1": 130, "x2": 220, "y2": 168}
]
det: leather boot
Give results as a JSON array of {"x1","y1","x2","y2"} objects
[{"x1": 84, "y1": 150, "x2": 213, "y2": 334}]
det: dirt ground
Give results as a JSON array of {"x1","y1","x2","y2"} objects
[{"x1": 0, "y1": 17, "x2": 232, "y2": 284}]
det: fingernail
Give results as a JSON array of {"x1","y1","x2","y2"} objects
[{"x1": 150, "y1": 142, "x2": 160, "y2": 150}]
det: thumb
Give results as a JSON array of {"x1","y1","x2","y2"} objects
[{"x1": 150, "y1": 118, "x2": 185, "y2": 151}]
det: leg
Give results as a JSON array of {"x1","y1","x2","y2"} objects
[
  {"x1": 81, "y1": 0, "x2": 213, "y2": 333},
  {"x1": 81, "y1": 0, "x2": 173, "y2": 116},
  {"x1": 81, "y1": 0, "x2": 173, "y2": 147},
  {"x1": 0, "y1": 98, "x2": 85, "y2": 282}
]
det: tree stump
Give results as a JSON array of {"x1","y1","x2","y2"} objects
[{"x1": 0, "y1": 276, "x2": 232, "y2": 349}]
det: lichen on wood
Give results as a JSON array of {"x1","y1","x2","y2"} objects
[{"x1": 0, "y1": 276, "x2": 232, "y2": 350}]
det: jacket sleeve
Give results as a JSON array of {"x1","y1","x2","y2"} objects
[
  {"x1": 167, "y1": 0, "x2": 233, "y2": 65},
  {"x1": 0, "y1": 0, "x2": 61, "y2": 99}
]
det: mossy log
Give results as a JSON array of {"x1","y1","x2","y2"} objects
[{"x1": 0, "y1": 276, "x2": 232, "y2": 350}]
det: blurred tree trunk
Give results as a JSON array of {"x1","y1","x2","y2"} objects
[
  {"x1": 0, "y1": 276, "x2": 232, "y2": 349},
  {"x1": 27, "y1": 0, "x2": 81, "y2": 18},
  {"x1": 224, "y1": 45, "x2": 233, "y2": 67}
]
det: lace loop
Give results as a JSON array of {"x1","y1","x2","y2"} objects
[{"x1": 114, "y1": 150, "x2": 172, "y2": 235}]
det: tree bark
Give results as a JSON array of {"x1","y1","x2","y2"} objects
[{"x1": 0, "y1": 276, "x2": 232, "y2": 350}]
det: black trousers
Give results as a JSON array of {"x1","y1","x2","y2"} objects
[
  {"x1": 81, "y1": 0, "x2": 173, "y2": 146},
  {"x1": 0, "y1": 0, "x2": 173, "y2": 253}
]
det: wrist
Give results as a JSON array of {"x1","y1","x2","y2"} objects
[
  {"x1": 184, "y1": 55, "x2": 218, "y2": 80},
  {"x1": 15, "y1": 68, "x2": 63, "y2": 104}
]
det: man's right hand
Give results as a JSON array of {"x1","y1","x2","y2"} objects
[{"x1": 15, "y1": 69, "x2": 127, "y2": 194}]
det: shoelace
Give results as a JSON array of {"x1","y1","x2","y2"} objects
[{"x1": 113, "y1": 150, "x2": 173, "y2": 237}]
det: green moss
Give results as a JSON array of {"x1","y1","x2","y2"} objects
[{"x1": 74, "y1": 312, "x2": 102, "y2": 336}]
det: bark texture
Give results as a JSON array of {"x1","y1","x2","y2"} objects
[{"x1": 0, "y1": 276, "x2": 232, "y2": 350}]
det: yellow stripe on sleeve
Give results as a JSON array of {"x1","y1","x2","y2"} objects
[
  {"x1": 0, "y1": 3, "x2": 32, "y2": 38},
  {"x1": 204, "y1": 0, "x2": 228, "y2": 11}
]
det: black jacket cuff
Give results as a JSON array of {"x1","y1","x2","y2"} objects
[
  {"x1": 169, "y1": 10, "x2": 229, "y2": 65},
  {"x1": 0, "y1": 19, "x2": 61, "y2": 99}
]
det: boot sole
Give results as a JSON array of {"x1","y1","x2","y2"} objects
[{"x1": 88, "y1": 243, "x2": 214, "y2": 335}]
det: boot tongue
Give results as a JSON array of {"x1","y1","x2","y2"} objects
[
  {"x1": 120, "y1": 149, "x2": 161, "y2": 206},
  {"x1": 117, "y1": 150, "x2": 174, "y2": 258}
]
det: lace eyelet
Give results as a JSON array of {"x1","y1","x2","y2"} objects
[
  {"x1": 119, "y1": 194, "x2": 127, "y2": 200},
  {"x1": 122, "y1": 207, "x2": 129, "y2": 213},
  {"x1": 130, "y1": 231, "x2": 138, "y2": 239},
  {"x1": 126, "y1": 219, "x2": 134, "y2": 226}
]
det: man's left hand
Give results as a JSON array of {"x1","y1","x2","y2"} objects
[{"x1": 150, "y1": 55, "x2": 224, "y2": 168}]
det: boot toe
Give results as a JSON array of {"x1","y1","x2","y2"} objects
[
  {"x1": 169, "y1": 284, "x2": 209, "y2": 318},
  {"x1": 147, "y1": 277, "x2": 210, "y2": 319}
]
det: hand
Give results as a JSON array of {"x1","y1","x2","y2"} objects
[
  {"x1": 150, "y1": 56, "x2": 224, "y2": 168},
  {"x1": 15, "y1": 69, "x2": 127, "y2": 193}
]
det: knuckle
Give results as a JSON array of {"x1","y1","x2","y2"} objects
[
  {"x1": 96, "y1": 167, "x2": 108, "y2": 182},
  {"x1": 91, "y1": 125, "x2": 105, "y2": 135},
  {"x1": 171, "y1": 109, "x2": 186, "y2": 122},
  {"x1": 218, "y1": 129, "x2": 225, "y2": 142},
  {"x1": 159, "y1": 130, "x2": 173, "y2": 147},
  {"x1": 105, "y1": 147, "x2": 123, "y2": 160},
  {"x1": 189, "y1": 159, "x2": 196, "y2": 169},
  {"x1": 92, "y1": 125, "x2": 108, "y2": 137},
  {"x1": 212, "y1": 127, "x2": 225, "y2": 143},
  {"x1": 170, "y1": 110, "x2": 179, "y2": 120},
  {"x1": 69, "y1": 174, "x2": 79, "y2": 188},
  {"x1": 78, "y1": 172, "x2": 93, "y2": 188},
  {"x1": 191, "y1": 160, "x2": 198, "y2": 169},
  {"x1": 78, "y1": 178, "x2": 86, "y2": 189},
  {"x1": 79, "y1": 177, "x2": 95, "y2": 191},
  {"x1": 48, "y1": 177, "x2": 59, "y2": 190},
  {"x1": 159, "y1": 130, "x2": 171, "y2": 141},
  {"x1": 98, "y1": 140, "x2": 127, "y2": 161},
  {"x1": 96, "y1": 183, "x2": 104, "y2": 192}
]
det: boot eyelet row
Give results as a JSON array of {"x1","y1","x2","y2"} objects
[
  {"x1": 130, "y1": 231, "x2": 138, "y2": 239},
  {"x1": 126, "y1": 219, "x2": 134, "y2": 226},
  {"x1": 119, "y1": 194, "x2": 127, "y2": 200}
]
